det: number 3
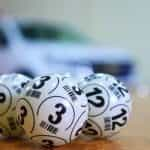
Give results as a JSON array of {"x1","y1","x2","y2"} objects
[
  {"x1": 32, "y1": 76, "x2": 50, "y2": 89},
  {"x1": 48, "y1": 103, "x2": 66, "y2": 124}
]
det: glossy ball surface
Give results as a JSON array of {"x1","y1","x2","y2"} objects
[
  {"x1": 0, "y1": 73, "x2": 31, "y2": 137},
  {"x1": 78, "y1": 73, "x2": 131, "y2": 139},
  {"x1": 16, "y1": 74, "x2": 88, "y2": 147}
]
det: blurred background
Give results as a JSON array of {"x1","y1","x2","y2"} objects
[{"x1": 0, "y1": 0, "x2": 149, "y2": 89}]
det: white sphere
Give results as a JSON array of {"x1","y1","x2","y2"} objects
[
  {"x1": 78, "y1": 73, "x2": 131, "y2": 139},
  {"x1": 0, "y1": 73, "x2": 31, "y2": 137},
  {"x1": 16, "y1": 74, "x2": 88, "y2": 147}
]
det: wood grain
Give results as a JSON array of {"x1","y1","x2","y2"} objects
[{"x1": 0, "y1": 93, "x2": 150, "y2": 150}]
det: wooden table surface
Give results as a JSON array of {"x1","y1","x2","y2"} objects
[{"x1": 0, "y1": 93, "x2": 150, "y2": 150}]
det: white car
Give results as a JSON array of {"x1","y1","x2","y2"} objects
[{"x1": 0, "y1": 17, "x2": 136, "y2": 84}]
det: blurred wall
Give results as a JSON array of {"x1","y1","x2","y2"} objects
[{"x1": 0, "y1": 0, "x2": 150, "y2": 83}]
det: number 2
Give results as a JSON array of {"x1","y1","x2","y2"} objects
[
  {"x1": 72, "y1": 86, "x2": 83, "y2": 95},
  {"x1": 113, "y1": 83, "x2": 128, "y2": 97}
]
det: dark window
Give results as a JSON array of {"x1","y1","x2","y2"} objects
[
  {"x1": 92, "y1": 63, "x2": 133, "y2": 77},
  {"x1": 19, "y1": 23, "x2": 88, "y2": 43},
  {"x1": 0, "y1": 29, "x2": 8, "y2": 48}
]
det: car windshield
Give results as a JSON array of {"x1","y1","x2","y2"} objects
[{"x1": 19, "y1": 22, "x2": 89, "y2": 43}]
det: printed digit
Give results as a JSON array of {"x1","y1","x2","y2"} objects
[
  {"x1": 48, "y1": 103, "x2": 66, "y2": 124},
  {"x1": 86, "y1": 87, "x2": 105, "y2": 107},
  {"x1": 19, "y1": 106, "x2": 27, "y2": 125},
  {"x1": 83, "y1": 122, "x2": 98, "y2": 135},
  {"x1": 112, "y1": 108, "x2": 127, "y2": 130},
  {"x1": 21, "y1": 80, "x2": 30, "y2": 88},
  {"x1": 33, "y1": 76, "x2": 50, "y2": 89},
  {"x1": 42, "y1": 139, "x2": 54, "y2": 147},
  {"x1": 0, "y1": 93, "x2": 6, "y2": 103},
  {"x1": 72, "y1": 86, "x2": 83, "y2": 95},
  {"x1": 75, "y1": 127, "x2": 82, "y2": 137},
  {"x1": 113, "y1": 83, "x2": 128, "y2": 97}
]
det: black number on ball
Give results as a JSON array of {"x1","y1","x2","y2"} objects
[
  {"x1": 112, "y1": 108, "x2": 127, "y2": 130},
  {"x1": 32, "y1": 76, "x2": 50, "y2": 89},
  {"x1": 42, "y1": 139, "x2": 54, "y2": 148},
  {"x1": 75, "y1": 127, "x2": 82, "y2": 137},
  {"x1": 0, "y1": 93, "x2": 6, "y2": 103},
  {"x1": 83, "y1": 122, "x2": 98, "y2": 135},
  {"x1": 19, "y1": 106, "x2": 27, "y2": 125},
  {"x1": 72, "y1": 86, "x2": 83, "y2": 95},
  {"x1": 113, "y1": 82, "x2": 128, "y2": 97},
  {"x1": 21, "y1": 80, "x2": 30, "y2": 88},
  {"x1": 48, "y1": 103, "x2": 66, "y2": 124},
  {"x1": 86, "y1": 87, "x2": 105, "y2": 107}
]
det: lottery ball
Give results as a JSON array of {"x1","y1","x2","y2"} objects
[
  {"x1": 16, "y1": 74, "x2": 88, "y2": 147},
  {"x1": 78, "y1": 73, "x2": 131, "y2": 139},
  {"x1": 0, "y1": 73, "x2": 31, "y2": 137}
]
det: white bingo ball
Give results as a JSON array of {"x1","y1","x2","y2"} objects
[
  {"x1": 78, "y1": 73, "x2": 131, "y2": 139},
  {"x1": 0, "y1": 73, "x2": 31, "y2": 137},
  {"x1": 16, "y1": 74, "x2": 88, "y2": 147}
]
